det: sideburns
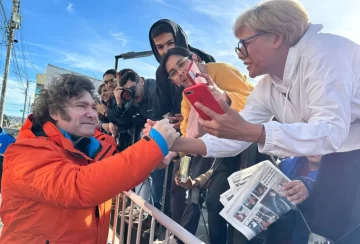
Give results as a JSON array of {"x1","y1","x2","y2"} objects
[{"x1": 59, "y1": 109, "x2": 72, "y2": 122}]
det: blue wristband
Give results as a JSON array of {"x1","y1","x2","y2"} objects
[{"x1": 149, "y1": 128, "x2": 169, "y2": 157}]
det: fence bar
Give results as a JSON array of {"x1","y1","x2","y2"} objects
[
  {"x1": 123, "y1": 191, "x2": 204, "y2": 244},
  {"x1": 112, "y1": 195, "x2": 120, "y2": 244},
  {"x1": 126, "y1": 201, "x2": 135, "y2": 244},
  {"x1": 135, "y1": 208, "x2": 144, "y2": 244},
  {"x1": 119, "y1": 194, "x2": 127, "y2": 244}
]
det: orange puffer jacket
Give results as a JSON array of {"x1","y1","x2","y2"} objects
[{"x1": 0, "y1": 117, "x2": 164, "y2": 244}]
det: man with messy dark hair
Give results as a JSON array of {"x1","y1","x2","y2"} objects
[{"x1": 0, "y1": 73, "x2": 179, "y2": 244}]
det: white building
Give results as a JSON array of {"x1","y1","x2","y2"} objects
[{"x1": 35, "y1": 64, "x2": 103, "y2": 98}]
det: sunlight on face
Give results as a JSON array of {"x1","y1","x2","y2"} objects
[
  {"x1": 153, "y1": 33, "x2": 176, "y2": 58},
  {"x1": 165, "y1": 55, "x2": 193, "y2": 88},
  {"x1": 52, "y1": 92, "x2": 98, "y2": 138},
  {"x1": 236, "y1": 27, "x2": 276, "y2": 78}
]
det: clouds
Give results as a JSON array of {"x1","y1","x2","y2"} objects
[
  {"x1": 110, "y1": 32, "x2": 127, "y2": 46},
  {"x1": 0, "y1": 78, "x2": 35, "y2": 117},
  {"x1": 1, "y1": 0, "x2": 359, "y2": 117},
  {"x1": 300, "y1": 0, "x2": 360, "y2": 44},
  {"x1": 8, "y1": 1, "x2": 360, "y2": 87},
  {"x1": 66, "y1": 3, "x2": 74, "y2": 14}
]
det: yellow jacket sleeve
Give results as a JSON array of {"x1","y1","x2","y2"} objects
[
  {"x1": 177, "y1": 97, "x2": 192, "y2": 159},
  {"x1": 178, "y1": 63, "x2": 253, "y2": 159},
  {"x1": 207, "y1": 62, "x2": 254, "y2": 112},
  {"x1": 180, "y1": 96, "x2": 191, "y2": 137}
]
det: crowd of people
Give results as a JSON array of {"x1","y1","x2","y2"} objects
[{"x1": 0, "y1": 0, "x2": 359, "y2": 243}]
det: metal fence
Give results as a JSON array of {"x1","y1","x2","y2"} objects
[{"x1": 109, "y1": 191, "x2": 205, "y2": 244}]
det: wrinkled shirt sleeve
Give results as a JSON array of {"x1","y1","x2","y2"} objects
[{"x1": 200, "y1": 87, "x2": 273, "y2": 158}]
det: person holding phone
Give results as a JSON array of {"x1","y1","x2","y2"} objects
[
  {"x1": 156, "y1": 47, "x2": 253, "y2": 244},
  {"x1": 146, "y1": 1, "x2": 360, "y2": 242},
  {"x1": 160, "y1": 47, "x2": 253, "y2": 148},
  {"x1": 149, "y1": 19, "x2": 216, "y2": 232}
]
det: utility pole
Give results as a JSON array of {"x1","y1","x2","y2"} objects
[
  {"x1": 27, "y1": 93, "x2": 32, "y2": 115},
  {"x1": 0, "y1": 0, "x2": 21, "y2": 126},
  {"x1": 21, "y1": 79, "x2": 28, "y2": 124}
]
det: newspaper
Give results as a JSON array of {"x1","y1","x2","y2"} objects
[
  {"x1": 220, "y1": 163, "x2": 263, "y2": 206},
  {"x1": 220, "y1": 160, "x2": 296, "y2": 240}
]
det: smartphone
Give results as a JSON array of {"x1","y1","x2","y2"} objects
[
  {"x1": 163, "y1": 112, "x2": 177, "y2": 124},
  {"x1": 186, "y1": 61, "x2": 207, "y2": 85},
  {"x1": 163, "y1": 112, "x2": 174, "y2": 119},
  {"x1": 179, "y1": 156, "x2": 191, "y2": 183},
  {"x1": 184, "y1": 83, "x2": 224, "y2": 121}
]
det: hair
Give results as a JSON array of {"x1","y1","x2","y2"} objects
[
  {"x1": 97, "y1": 83, "x2": 106, "y2": 95},
  {"x1": 150, "y1": 23, "x2": 174, "y2": 39},
  {"x1": 103, "y1": 69, "x2": 116, "y2": 78},
  {"x1": 118, "y1": 68, "x2": 135, "y2": 78},
  {"x1": 233, "y1": 0, "x2": 310, "y2": 46},
  {"x1": 160, "y1": 47, "x2": 193, "y2": 76},
  {"x1": 32, "y1": 74, "x2": 95, "y2": 127},
  {"x1": 119, "y1": 70, "x2": 140, "y2": 87}
]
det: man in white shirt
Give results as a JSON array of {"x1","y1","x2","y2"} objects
[{"x1": 145, "y1": 0, "x2": 360, "y2": 242}]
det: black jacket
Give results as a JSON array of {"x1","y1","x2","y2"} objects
[
  {"x1": 106, "y1": 96, "x2": 139, "y2": 133},
  {"x1": 149, "y1": 19, "x2": 216, "y2": 120},
  {"x1": 138, "y1": 78, "x2": 156, "y2": 119},
  {"x1": 106, "y1": 78, "x2": 156, "y2": 131}
]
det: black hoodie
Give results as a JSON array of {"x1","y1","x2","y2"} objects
[{"x1": 149, "y1": 19, "x2": 216, "y2": 121}]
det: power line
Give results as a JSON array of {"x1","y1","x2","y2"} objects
[
  {"x1": 0, "y1": 1, "x2": 8, "y2": 25},
  {"x1": 19, "y1": 27, "x2": 38, "y2": 73},
  {"x1": 11, "y1": 47, "x2": 27, "y2": 89},
  {"x1": 0, "y1": 0, "x2": 21, "y2": 125}
]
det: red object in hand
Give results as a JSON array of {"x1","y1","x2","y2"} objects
[{"x1": 184, "y1": 83, "x2": 224, "y2": 121}]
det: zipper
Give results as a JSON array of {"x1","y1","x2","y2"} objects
[{"x1": 98, "y1": 145, "x2": 112, "y2": 161}]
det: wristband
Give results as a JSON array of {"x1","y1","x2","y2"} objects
[{"x1": 149, "y1": 128, "x2": 169, "y2": 157}]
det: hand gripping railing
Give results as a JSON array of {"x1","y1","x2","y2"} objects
[{"x1": 109, "y1": 191, "x2": 205, "y2": 244}]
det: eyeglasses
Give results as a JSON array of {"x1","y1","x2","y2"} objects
[
  {"x1": 104, "y1": 78, "x2": 116, "y2": 85},
  {"x1": 168, "y1": 57, "x2": 189, "y2": 80},
  {"x1": 235, "y1": 32, "x2": 266, "y2": 59}
]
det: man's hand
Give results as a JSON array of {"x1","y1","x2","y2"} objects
[
  {"x1": 97, "y1": 103, "x2": 107, "y2": 115},
  {"x1": 196, "y1": 73, "x2": 229, "y2": 104},
  {"x1": 153, "y1": 118, "x2": 180, "y2": 149},
  {"x1": 109, "y1": 123, "x2": 118, "y2": 135},
  {"x1": 101, "y1": 123, "x2": 110, "y2": 133},
  {"x1": 174, "y1": 171, "x2": 199, "y2": 190},
  {"x1": 113, "y1": 87, "x2": 123, "y2": 107},
  {"x1": 282, "y1": 180, "x2": 309, "y2": 204},
  {"x1": 156, "y1": 152, "x2": 176, "y2": 169},
  {"x1": 195, "y1": 98, "x2": 263, "y2": 143},
  {"x1": 168, "y1": 114, "x2": 184, "y2": 129},
  {"x1": 143, "y1": 119, "x2": 157, "y2": 137}
]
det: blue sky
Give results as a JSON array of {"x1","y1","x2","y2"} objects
[{"x1": 0, "y1": 0, "x2": 359, "y2": 117}]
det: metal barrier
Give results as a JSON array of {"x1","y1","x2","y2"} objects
[{"x1": 109, "y1": 191, "x2": 205, "y2": 244}]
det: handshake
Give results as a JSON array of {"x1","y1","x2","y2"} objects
[{"x1": 143, "y1": 118, "x2": 180, "y2": 151}]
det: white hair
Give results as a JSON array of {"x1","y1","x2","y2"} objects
[{"x1": 234, "y1": 0, "x2": 310, "y2": 45}]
